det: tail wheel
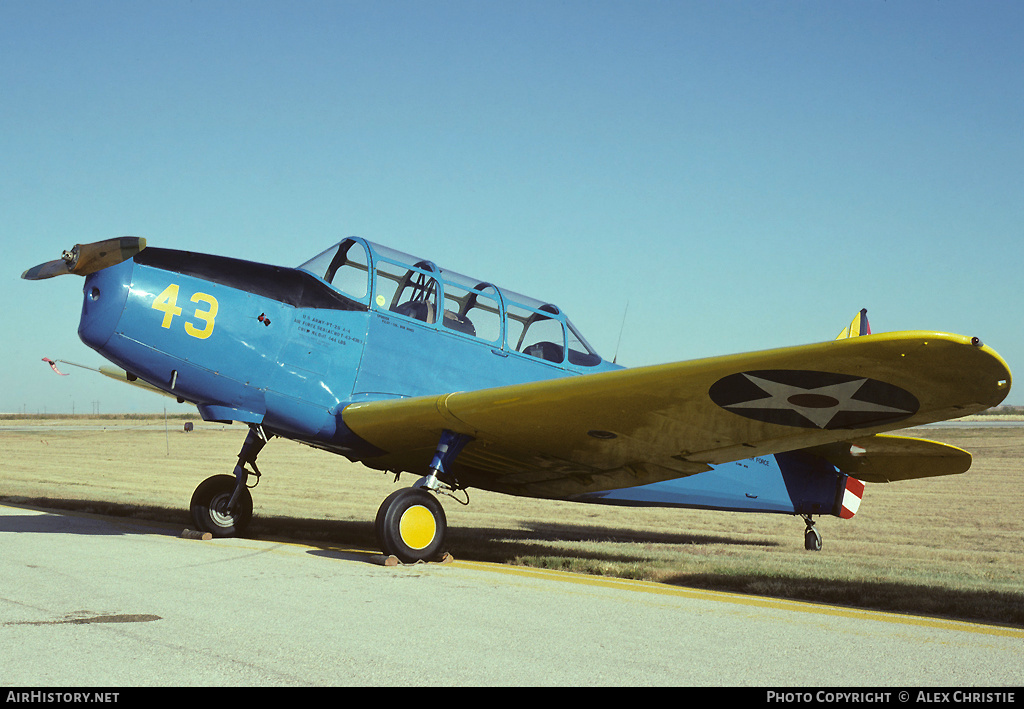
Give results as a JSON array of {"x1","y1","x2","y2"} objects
[
  {"x1": 190, "y1": 474, "x2": 252, "y2": 537},
  {"x1": 804, "y1": 525, "x2": 822, "y2": 551},
  {"x1": 375, "y1": 488, "x2": 447, "y2": 563}
]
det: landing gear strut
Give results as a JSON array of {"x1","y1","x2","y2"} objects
[
  {"x1": 803, "y1": 514, "x2": 822, "y2": 551},
  {"x1": 375, "y1": 430, "x2": 472, "y2": 563},
  {"x1": 190, "y1": 425, "x2": 270, "y2": 537}
]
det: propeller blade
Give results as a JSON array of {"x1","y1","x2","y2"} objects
[
  {"x1": 21, "y1": 259, "x2": 71, "y2": 280},
  {"x1": 22, "y1": 237, "x2": 147, "y2": 280},
  {"x1": 70, "y1": 236, "x2": 147, "y2": 276}
]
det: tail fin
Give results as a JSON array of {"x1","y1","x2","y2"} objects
[
  {"x1": 838, "y1": 476, "x2": 865, "y2": 519},
  {"x1": 836, "y1": 308, "x2": 871, "y2": 340}
]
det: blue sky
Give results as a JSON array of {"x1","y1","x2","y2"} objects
[{"x1": 2, "y1": 0, "x2": 1021, "y2": 413}]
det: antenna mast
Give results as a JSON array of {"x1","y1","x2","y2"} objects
[{"x1": 612, "y1": 301, "x2": 629, "y2": 364}]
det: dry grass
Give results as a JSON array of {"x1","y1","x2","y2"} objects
[{"x1": 1, "y1": 417, "x2": 1022, "y2": 627}]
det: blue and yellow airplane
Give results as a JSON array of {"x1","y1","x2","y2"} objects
[{"x1": 23, "y1": 237, "x2": 1012, "y2": 561}]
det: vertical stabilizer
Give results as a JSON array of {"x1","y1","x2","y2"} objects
[
  {"x1": 838, "y1": 476, "x2": 865, "y2": 519},
  {"x1": 836, "y1": 308, "x2": 871, "y2": 340}
]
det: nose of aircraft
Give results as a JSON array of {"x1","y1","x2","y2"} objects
[
  {"x1": 78, "y1": 259, "x2": 133, "y2": 352},
  {"x1": 21, "y1": 237, "x2": 146, "y2": 352}
]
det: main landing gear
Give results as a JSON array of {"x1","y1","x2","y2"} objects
[
  {"x1": 187, "y1": 425, "x2": 470, "y2": 565},
  {"x1": 375, "y1": 430, "x2": 472, "y2": 564},
  {"x1": 190, "y1": 425, "x2": 270, "y2": 537}
]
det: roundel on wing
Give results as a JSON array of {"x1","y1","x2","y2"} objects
[{"x1": 708, "y1": 369, "x2": 920, "y2": 430}]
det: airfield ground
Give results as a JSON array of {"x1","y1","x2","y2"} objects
[{"x1": 1, "y1": 415, "x2": 1021, "y2": 628}]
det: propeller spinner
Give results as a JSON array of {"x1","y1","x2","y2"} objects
[{"x1": 22, "y1": 237, "x2": 147, "y2": 280}]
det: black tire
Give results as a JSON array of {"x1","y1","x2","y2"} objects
[
  {"x1": 375, "y1": 488, "x2": 447, "y2": 563},
  {"x1": 804, "y1": 526, "x2": 822, "y2": 552},
  {"x1": 190, "y1": 474, "x2": 252, "y2": 537}
]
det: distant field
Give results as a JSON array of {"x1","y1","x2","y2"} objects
[{"x1": 1, "y1": 415, "x2": 1022, "y2": 628}]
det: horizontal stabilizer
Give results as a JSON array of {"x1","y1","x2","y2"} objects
[{"x1": 806, "y1": 434, "x2": 972, "y2": 483}]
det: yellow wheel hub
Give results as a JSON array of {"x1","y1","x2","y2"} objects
[{"x1": 399, "y1": 505, "x2": 437, "y2": 550}]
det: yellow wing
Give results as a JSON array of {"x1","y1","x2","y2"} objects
[{"x1": 341, "y1": 332, "x2": 1010, "y2": 498}]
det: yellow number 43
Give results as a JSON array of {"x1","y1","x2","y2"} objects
[{"x1": 152, "y1": 284, "x2": 219, "y2": 340}]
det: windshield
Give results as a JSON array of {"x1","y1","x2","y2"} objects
[
  {"x1": 300, "y1": 238, "x2": 603, "y2": 366},
  {"x1": 298, "y1": 238, "x2": 371, "y2": 302}
]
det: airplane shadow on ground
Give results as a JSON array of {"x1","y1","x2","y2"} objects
[
  {"x1": 669, "y1": 571, "x2": 1024, "y2": 629},
  {"x1": 1, "y1": 495, "x2": 766, "y2": 575},
  {"x1": 0, "y1": 497, "x2": 187, "y2": 536},
  {"x1": 4, "y1": 496, "x2": 1021, "y2": 628},
  {"x1": 0, "y1": 494, "x2": 774, "y2": 556},
  {"x1": 303, "y1": 520, "x2": 778, "y2": 567},
  {"x1": 246, "y1": 510, "x2": 779, "y2": 565}
]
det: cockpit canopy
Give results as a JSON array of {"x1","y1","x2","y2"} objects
[{"x1": 299, "y1": 238, "x2": 604, "y2": 368}]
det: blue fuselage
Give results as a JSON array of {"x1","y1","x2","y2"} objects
[{"x1": 77, "y1": 241, "x2": 849, "y2": 518}]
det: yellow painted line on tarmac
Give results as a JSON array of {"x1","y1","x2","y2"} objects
[{"x1": 446, "y1": 557, "x2": 1024, "y2": 641}]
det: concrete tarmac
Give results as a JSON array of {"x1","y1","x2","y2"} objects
[{"x1": 0, "y1": 503, "x2": 1021, "y2": 687}]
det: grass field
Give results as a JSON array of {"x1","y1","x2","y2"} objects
[{"x1": 1, "y1": 415, "x2": 1022, "y2": 628}]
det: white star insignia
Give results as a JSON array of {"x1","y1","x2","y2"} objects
[{"x1": 724, "y1": 373, "x2": 915, "y2": 429}]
